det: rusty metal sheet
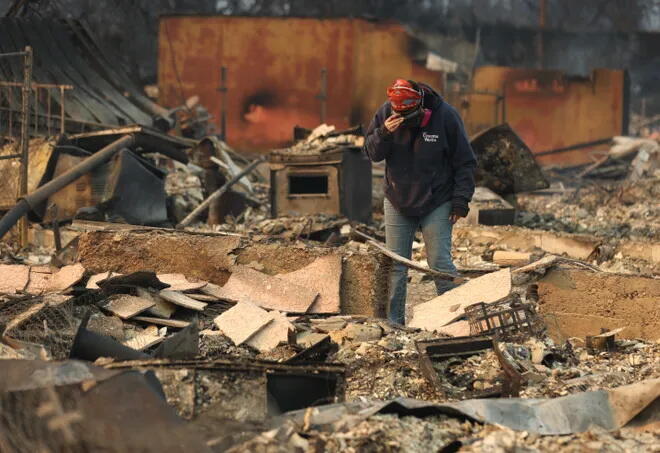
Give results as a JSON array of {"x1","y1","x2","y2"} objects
[
  {"x1": 157, "y1": 17, "x2": 443, "y2": 151},
  {"x1": 457, "y1": 66, "x2": 626, "y2": 166},
  {"x1": 42, "y1": 149, "x2": 98, "y2": 221},
  {"x1": 0, "y1": 137, "x2": 57, "y2": 210}
]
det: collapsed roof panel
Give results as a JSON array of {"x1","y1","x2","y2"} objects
[{"x1": 0, "y1": 18, "x2": 157, "y2": 130}]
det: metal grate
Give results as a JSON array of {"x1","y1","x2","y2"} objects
[{"x1": 465, "y1": 296, "x2": 544, "y2": 341}]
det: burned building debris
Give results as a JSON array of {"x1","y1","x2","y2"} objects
[
  {"x1": 1, "y1": 3, "x2": 659, "y2": 453},
  {"x1": 269, "y1": 125, "x2": 372, "y2": 223}
]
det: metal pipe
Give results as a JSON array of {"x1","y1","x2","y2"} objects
[
  {"x1": 19, "y1": 45, "x2": 32, "y2": 246},
  {"x1": 218, "y1": 66, "x2": 227, "y2": 140},
  {"x1": 537, "y1": 0, "x2": 546, "y2": 69},
  {"x1": 0, "y1": 106, "x2": 115, "y2": 132},
  {"x1": 0, "y1": 50, "x2": 29, "y2": 58},
  {"x1": 0, "y1": 134, "x2": 135, "y2": 240},
  {"x1": 535, "y1": 137, "x2": 612, "y2": 156},
  {"x1": 318, "y1": 67, "x2": 328, "y2": 124},
  {"x1": 0, "y1": 81, "x2": 73, "y2": 89},
  {"x1": 177, "y1": 156, "x2": 266, "y2": 227}
]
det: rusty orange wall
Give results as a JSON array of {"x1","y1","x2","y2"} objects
[
  {"x1": 158, "y1": 16, "x2": 443, "y2": 151},
  {"x1": 466, "y1": 66, "x2": 625, "y2": 166}
]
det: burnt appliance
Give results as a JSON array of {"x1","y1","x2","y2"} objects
[{"x1": 269, "y1": 147, "x2": 371, "y2": 223}]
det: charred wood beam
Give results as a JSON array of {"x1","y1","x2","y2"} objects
[{"x1": 351, "y1": 228, "x2": 458, "y2": 280}]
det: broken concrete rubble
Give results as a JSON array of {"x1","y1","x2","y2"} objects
[
  {"x1": 213, "y1": 301, "x2": 274, "y2": 345},
  {"x1": 492, "y1": 250, "x2": 531, "y2": 266},
  {"x1": 278, "y1": 254, "x2": 342, "y2": 313},
  {"x1": 156, "y1": 273, "x2": 208, "y2": 292},
  {"x1": 138, "y1": 287, "x2": 177, "y2": 318},
  {"x1": 159, "y1": 289, "x2": 208, "y2": 311},
  {"x1": 133, "y1": 316, "x2": 191, "y2": 329},
  {"x1": 211, "y1": 265, "x2": 319, "y2": 312},
  {"x1": 0, "y1": 264, "x2": 30, "y2": 293},
  {"x1": 1, "y1": 263, "x2": 86, "y2": 295},
  {"x1": 246, "y1": 311, "x2": 294, "y2": 352}
]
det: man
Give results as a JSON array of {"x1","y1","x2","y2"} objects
[{"x1": 364, "y1": 79, "x2": 477, "y2": 325}]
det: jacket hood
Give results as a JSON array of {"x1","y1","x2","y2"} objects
[{"x1": 419, "y1": 83, "x2": 443, "y2": 111}]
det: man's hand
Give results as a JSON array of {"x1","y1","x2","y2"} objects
[
  {"x1": 449, "y1": 213, "x2": 461, "y2": 224},
  {"x1": 384, "y1": 114, "x2": 404, "y2": 133}
]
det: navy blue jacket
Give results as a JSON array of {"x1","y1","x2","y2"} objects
[{"x1": 364, "y1": 84, "x2": 477, "y2": 217}]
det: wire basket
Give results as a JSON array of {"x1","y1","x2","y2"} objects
[{"x1": 465, "y1": 297, "x2": 544, "y2": 341}]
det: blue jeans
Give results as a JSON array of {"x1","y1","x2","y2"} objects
[{"x1": 384, "y1": 198, "x2": 457, "y2": 325}]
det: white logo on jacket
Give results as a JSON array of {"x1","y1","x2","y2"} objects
[{"x1": 422, "y1": 132, "x2": 438, "y2": 142}]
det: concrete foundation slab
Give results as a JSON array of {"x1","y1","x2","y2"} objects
[{"x1": 538, "y1": 269, "x2": 660, "y2": 341}]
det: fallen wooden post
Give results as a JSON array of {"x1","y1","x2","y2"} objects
[
  {"x1": 512, "y1": 254, "x2": 602, "y2": 274},
  {"x1": 177, "y1": 156, "x2": 266, "y2": 227},
  {"x1": 351, "y1": 229, "x2": 458, "y2": 280}
]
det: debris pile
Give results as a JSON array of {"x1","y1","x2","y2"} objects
[
  {"x1": 517, "y1": 175, "x2": 659, "y2": 240},
  {"x1": 1, "y1": 238, "x2": 658, "y2": 451},
  {"x1": 0, "y1": 118, "x2": 658, "y2": 452},
  {"x1": 270, "y1": 124, "x2": 365, "y2": 156},
  {"x1": 0, "y1": 4, "x2": 658, "y2": 449}
]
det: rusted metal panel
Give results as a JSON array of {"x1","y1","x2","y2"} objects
[
  {"x1": 459, "y1": 66, "x2": 626, "y2": 166},
  {"x1": 42, "y1": 151, "x2": 96, "y2": 221},
  {"x1": 158, "y1": 16, "x2": 442, "y2": 151},
  {"x1": 0, "y1": 137, "x2": 56, "y2": 210}
]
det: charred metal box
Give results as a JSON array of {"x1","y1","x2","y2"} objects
[{"x1": 269, "y1": 147, "x2": 372, "y2": 223}]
